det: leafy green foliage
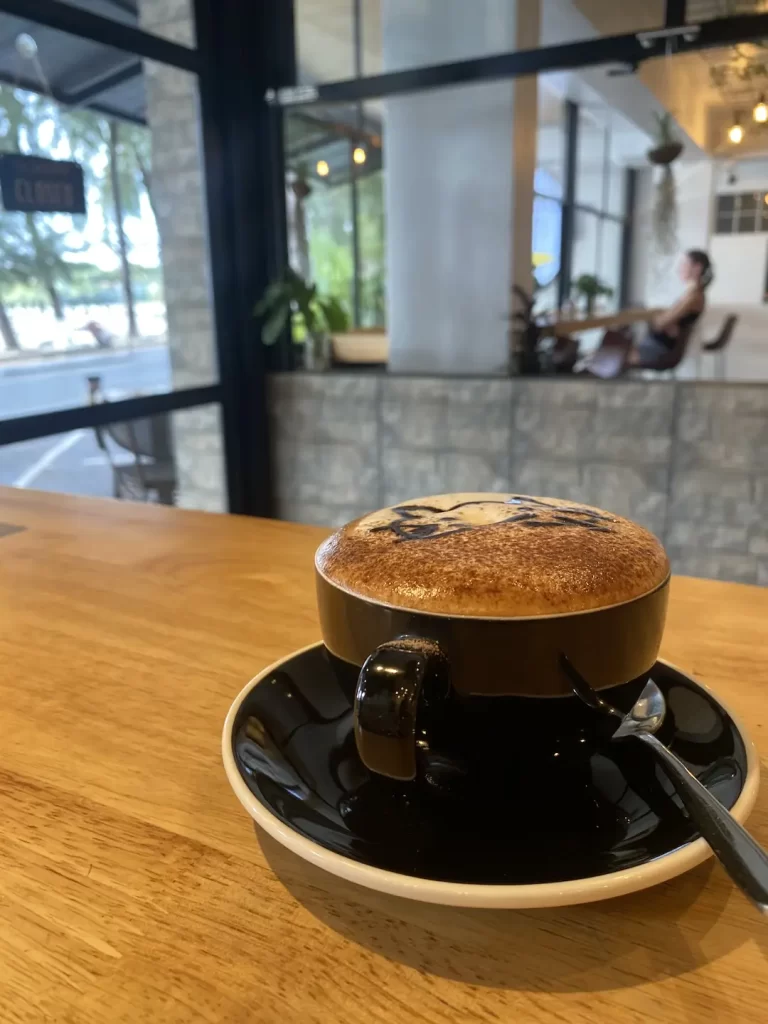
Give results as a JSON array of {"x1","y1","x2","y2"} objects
[
  {"x1": 255, "y1": 267, "x2": 351, "y2": 344},
  {"x1": 317, "y1": 294, "x2": 349, "y2": 332},
  {"x1": 303, "y1": 171, "x2": 386, "y2": 327},
  {"x1": 63, "y1": 108, "x2": 150, "y2": 255},
  {"x1": 572, "y1": 274, "x2": 613, "y2": 300},
  {"x1": 0, "y1": 86, "x2": 78, "y2": 316},
  {"x1": 0, "y1": 83, "x2": 155, "y2": 338},
  {"x1": 652, "y1": 112, "x2": 679, "y2": 147}
]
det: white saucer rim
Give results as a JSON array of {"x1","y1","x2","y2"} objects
[{"x1": 221, "y1": 643, "x2": 760, "y2": 909}]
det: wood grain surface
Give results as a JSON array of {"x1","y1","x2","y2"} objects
[
  {"x1": 539, "y1": 307, "x2": 663, "y2": 338},
  {"x1": 1, "y1": 487, "x2": 767, "y2": 1024}
]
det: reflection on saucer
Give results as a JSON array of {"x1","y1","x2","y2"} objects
[{"x1": 229, "y1": 649, "x2": 749, "y2": 888}]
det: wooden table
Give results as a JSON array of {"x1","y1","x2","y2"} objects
[
  {"x1": 328, "y1": 313, "x2": 662, "y2": 363},
  {"x1": 540, "y1": 307, "x2": 663, "y2": 338},
  {"x1": 1, "y1": 488, "x2": 767, "y2": 1024}
]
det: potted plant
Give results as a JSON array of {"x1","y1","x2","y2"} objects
[
  {"x1": 572, "y1": 274, "x2": 613, "y2": 316},
  {"x1": 647, "y1": 112, "x2": 683, "y2": 166},
  {"x1": 509, "y1": 283, "x2": 541, "y2": 376},
  {"x1": 254, "y1": 267, "x2": 350, "y2": 371},
  {"x1": 647, "y1": 112, "x2": 683, "y2": 255}
]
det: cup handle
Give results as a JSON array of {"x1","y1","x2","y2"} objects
[{"x1": 354, "y1": 637, "x2": 449, "y2": 781}]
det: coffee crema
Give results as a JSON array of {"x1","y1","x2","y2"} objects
[{"x1": 315, "y1": 493, "x2": 670, "y2": 617}]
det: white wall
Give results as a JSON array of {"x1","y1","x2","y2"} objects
[
  {"x1": 708, "y1": 235, "x2": 767, "y2": 306},
  {"x1": 706, "y1": 158, "x2": 768, "y2": 307},
  {"x1": 716, "y1": 157, "x2": 768, "y2": 195}
]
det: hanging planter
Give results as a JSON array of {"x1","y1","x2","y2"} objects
[
  {"x1": 647, "y1": 114, "x2": 683, "y2": 255},
  {"x1": 648, "y1": 141, "x2": 683, "y2": 165}
]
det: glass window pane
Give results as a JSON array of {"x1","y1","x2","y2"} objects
[
  {"x1": 0, "y1": 403, "x2": 225, "y2": 511},
  {"x1": 597, "y1": 219, "x2": 623, "y2": 313},
  {"x1": 532, "y1": 195, "x2": 561, "y2": 291},
  {"x1": 606, "y1": 165, "x2": 625, "y2": 218},
  {"x1": 285, "y1": 102, "x2": 384, "y2": 329},
  {"x1": 358, "y1": 170, "x2": 386, "y2": 327},
  {"x1": 717, "y1": 195, "x2": 735, "y2": 215},
  {"x1": 571, "y1": 210, "x2": 600, "y2": 293},
  {"x1": 716, "y1": 211, "x2": 734, "y2": 234},
  {"x1": 286, "y1": 77, "x2": 554, "y2": 372},
  {"x1": 304, "y1": 177, "x2": 354, "y2": 320},
  {"x1": 138, "y1": 0, "x2": 196, "y2": 46},
  {"x1": 296, "y1": 0, "x2": 355, "y2": 83},
  {"x1": 735, "y1": 194, "x2": 756, "y2": 232},
  {"x1": 605, "y1": 129, "x2": 626, "y2": 217},
  {"x1": 536, "y1": 82, "x2": 564, "y2": 199},
  {"x1": 299, "y1": 0, "x2": 537, "y2": 81},
  {"x1": 365, "y1": 1, "x2": 536, "y2": 78},
  {"x1": 358, "y1": 3, "x2": 660, "y2": 74},
  {"x1": 0, "y1": 30, "x2": 219, "y2": 418},
  {"x1": 575, "y1": 109, "x2": 606, "y2": 209}
]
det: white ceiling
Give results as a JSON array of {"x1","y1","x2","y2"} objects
[{"x1": 573, "y1": 0, "x2": 768, "y2": 156}]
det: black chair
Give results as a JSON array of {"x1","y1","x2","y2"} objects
[
  {"x1": 632, "y1": 322, "x2": 693, "y2": 377},
  {"x1": 87, "y1": 377, "x2": 177, "y2": 505},
  {"x1": 584, "y1": 324, "x2": 694, "y2": 380},
  {"x1": 581, "y1": 330, "x2": 632, "y2": 379},
  {"x1": 698, "y1": 314, "x2": 738, "y2": 379}
]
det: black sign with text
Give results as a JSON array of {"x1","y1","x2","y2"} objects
[{"x1": 0, "y1": 154, "x2": 86, "y2": 215}]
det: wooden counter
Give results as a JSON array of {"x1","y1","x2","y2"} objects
[{"x1": 1, "y1": 488, "x2": 767, "y2": 1023}]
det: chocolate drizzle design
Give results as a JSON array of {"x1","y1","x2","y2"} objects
[{"x1": 370, "y1": 497, "x2": 616, "y2": 542}]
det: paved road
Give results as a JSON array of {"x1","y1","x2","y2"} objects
[{"x1": 0, "y1": 347, "x2": 176, "y2": 500}]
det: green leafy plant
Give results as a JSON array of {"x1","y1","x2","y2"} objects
[
  {"x1": 652, "y1": 112, "x2": 679, "y2": 148},
  {"x1": 254, "y1": 267, "x2": 351, "y2": 345},
  {"x1": 646, "y1": 113, "x2": 683, "y2": 255},
  {"x1": 572, "y1": 274, "x2": 613, "y2": 314}
]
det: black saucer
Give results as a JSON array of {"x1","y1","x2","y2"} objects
[{"x1": 229, "y1": 645, "x2": 750, "y2": 887}]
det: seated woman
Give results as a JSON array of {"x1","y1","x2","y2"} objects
[{"x1": 630, "y1": 249, "x2": 713, "y2": 366}]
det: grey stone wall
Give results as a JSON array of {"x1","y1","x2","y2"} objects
[
  {"x1": 269, "y1": 373, "x2": 768, "y2": 586},
  {"x1": 139, "y1": 0, "x2": 225, "y2": 512}
]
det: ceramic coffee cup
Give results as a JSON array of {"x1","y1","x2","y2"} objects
[{"x1": 315, "y1": 493, "x2": 670, "y2": 781}]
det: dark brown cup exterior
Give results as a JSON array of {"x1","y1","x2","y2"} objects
[
  {"x1": 317, "y1": 570, "x2": 669, "y2": 780},
  {"x1": 317, "y1": 571, "x2": 669, "y2": 698}
]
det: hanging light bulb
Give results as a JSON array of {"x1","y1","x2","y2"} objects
[
  {"x1": 316, "y1": 159, "x2": 330, "y2": 177},
  {"x1": 728, "y1": 114, "x2": 744, "y2": 144},
  {"x1": 755, "y1": 95, "x2": 768, "y2": 123},
  {"x1": 352, "y1": 146, "x2": 367, "y2": 165}
]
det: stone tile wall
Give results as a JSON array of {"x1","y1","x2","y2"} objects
[
  {"x1": 139, "y1": 0, "x2": 226, "y2": 512},
  {"x1": 269, "y1": 373, "x2": 768, "y2": 586}
]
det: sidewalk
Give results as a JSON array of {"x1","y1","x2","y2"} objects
[{"x1": 0, "y1": 343, "x2": 166, "y2": 378}]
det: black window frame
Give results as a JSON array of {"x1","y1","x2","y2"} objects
[
  {"x1": 0, "y1": 0, "x2": 295, "y2": 517},
  {"x1": 553, "y1": 100, "x2": 634, "y2": 309}
]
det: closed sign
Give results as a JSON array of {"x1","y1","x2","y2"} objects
[{"x1": 0, "y1": 154, "x2": 86, "y2": 214}]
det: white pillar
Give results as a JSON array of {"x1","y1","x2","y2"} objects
[{"x1": 382, "y1": 0, "x2": 539, "y2": 375}]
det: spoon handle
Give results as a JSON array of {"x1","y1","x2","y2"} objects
[{"x1": 637, "y1": 732, "x2": 768, "y2": 914}]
